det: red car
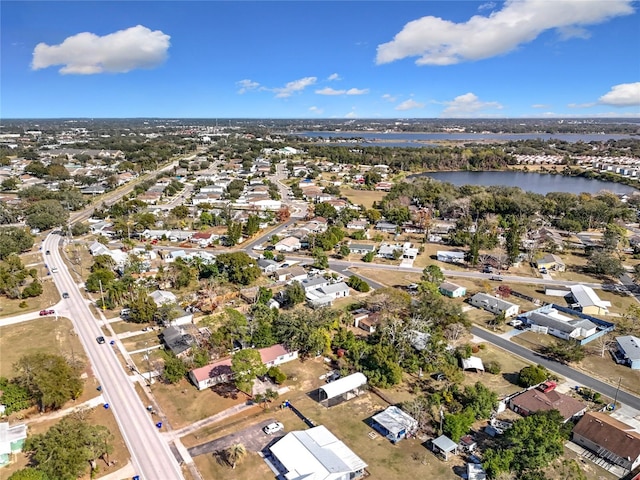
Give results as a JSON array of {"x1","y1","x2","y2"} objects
[{"x1": 39, "y1": 309, "x2": 55, "y2": 316}]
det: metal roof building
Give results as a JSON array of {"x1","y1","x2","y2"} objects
[
  {"x1": 269, "y1": 425, "x2": 367, "y2": 480},
  {"x1": 371, "y1": 406, "x2": 418, "y2": 443},
  {"x1": 318, "y1": 372, "x2": 367, "y2": 406}
]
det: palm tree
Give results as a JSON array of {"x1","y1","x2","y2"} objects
[{"x1": 225, "y1": 443, "x2": 246, "y2": 469}]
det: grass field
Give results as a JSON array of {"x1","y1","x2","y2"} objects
[
  {"x1": 0, "y1": 279, "x2": 60, "y2": 318},
  {"x1": 0, "y1": 316, "x2": 87, "y2": 378},
  {"x1": 340, "y1": 187, "x2": 387, "y2": 209}
]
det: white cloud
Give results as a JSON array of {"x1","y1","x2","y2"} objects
[
  {"x1": 376, "y1": 0, "x2": 634, "y2": 66},
  {"x1": 328, "y1": 73, "x2": 340, "y2": 81},
  {"x1": 315, "y1": 87, "x2": 369, "y2": 96},
  {"x1": 236, "y1": 79, "x2": 260, "y2": 94},
  {"x1": 31, "y1": 25, "x2": 170, "y2": 74},
  {"x1": 567, "y1": 102, "x2": 596, "y2": 108},
  {"x1": 309, "y1": 106, "x2": 324, "y2": 114},
  {"x1": 345, "y1": 111, "x2": 358, "y2": 118},
  {"x1": 478, "y1": 2, "x2": 496, "y2": 11},
  {"x1": 382, "y1": 94, "x2": 397, "y2": 102},
  {"x1": 440, "y1": 93, "x2": 503, "y2": 117},
  {"x1": 598, "y1": 82, "x2": 640, "y2": 107},
  {"x1": 531, "y1": 103, "x2": 550, "y2": 109},
  {"x1": 395, "y1": 99, "x2": 425, "y2": 111},
  {"x1": 273, "y1": 77, "x2": 317, "y2": 98}
]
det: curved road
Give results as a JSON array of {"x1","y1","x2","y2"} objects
[
  {"x1": 44, "y1": 234, "x2": 184, "y2": 480},
  {"x1": 472, "y1": 327, "x2": 640, "y2": 410}
]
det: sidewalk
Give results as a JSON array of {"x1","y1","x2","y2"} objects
[{"x1": 25, "y1": 395, "x2": 105, "y2": 424}]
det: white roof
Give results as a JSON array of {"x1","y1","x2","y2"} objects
[
  {"x1": 461, "y1": 356, "x2": 485, "y2": 371},
  {"x1": 371, "y1": 406, "x2": 417, "y2": 436},
  {"x1": 150, "y1": 290, "x2": 177, "y2": 306},
  {"x1": 617, "y1": 335, "x2": 640, "y2": 362},
  {"x1": 432, "y1": 434, "x2": 458, "y2": 453},
  {"x1": 0, "y1": 422, "x2": 27, "y2": 455},
  {"x1": 318, "y1": 372, "x2": 367, "y2": 401},
  {"x1": 570, "y1": 285, "x2": 611, "y2": 309},
  {"x1": 270, "y1": 425, "x2": 367, "y2": 480}
]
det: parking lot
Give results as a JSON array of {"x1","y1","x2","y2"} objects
[{"x1": 187, "y1": 419, "x2": 283, "y2": 457}]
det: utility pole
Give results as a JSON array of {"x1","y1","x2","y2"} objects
[
  {"x1": 98, "y1": 279, "x2": 106, "y2": 310},
  {"x1": 144, "y1": 342, "x2": 152, "y2": 386},
  {"x1": 613, "y1": 377, "x2": 622, "y2": 410}
]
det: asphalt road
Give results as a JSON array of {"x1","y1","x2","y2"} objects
[
  {"x1": 471, "y1": 327, "x2": 640, "y2": 410},
  {"x1": 44, "y1": 234, "x2": 184, "y2": 480}
]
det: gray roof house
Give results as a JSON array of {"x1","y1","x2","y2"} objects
[
  {"x1": 469, "y1": 293, "x2": 520, "y2": 318},
  {"x1": 160, "y1": 326, "x2": 194, "y2": 357},
  {"x1": 614, "y1": 335, "x2": 640, "y2": 369}
]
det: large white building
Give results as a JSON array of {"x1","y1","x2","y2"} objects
[{"x1": 268, "y1": 425, "x2": 367, "y2": 480}]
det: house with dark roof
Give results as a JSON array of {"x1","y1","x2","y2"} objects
[
  {"x1": 509, "y1": 383, "x2": 586, "y2": 423},
  {"x1": 572, "y1": 412, "x2": 640, "y2": 472},
  {"x1": 160, "y1": 326, "x2": 194, "y2": 358}
]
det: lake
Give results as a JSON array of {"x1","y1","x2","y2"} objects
[
  {"x1": 296, "y1": 131, "x2": 635, "y2": 147},
  {"x1": 410, "y1": 171, "x2": 637, "y2": 195}
]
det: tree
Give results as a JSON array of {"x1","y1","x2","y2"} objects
[
  {"x1": 0, "y1": 376, "x2": 32, "y2": 414},
  {"x1": 256, "y1": 286, "x2": 273, "y2": 305},
  {"x1": 216, "y1": 252, "x2": 261, "y2": 285},
  {"x1": 362, "y1": 251, "x2": 374, "y2": 262},
  {"x1": 421, "y1": 265, "x2": 444, "y2": 285},
  {"x1": 283, "y1": 281, "x2": 306, "y2": 307},
  {"x1": 312, "y1": 249, "x2": 329, "y2": 269},
  {"x1": 443, "y1": 408, "x2": 475, "y2": 442},
  {"x1": 85, "y1": 269, "x2": 116, "y2": 293},
  {"x1": 225, "y1": 221, "x2": 242, "y2": 246},
  {"x1": 14, "y1": 353, "x2": 83, "y2": 412},
  {"x1": 337, "y1": 244, "x2": 351, "y2": 258},
  {"x1": 542, "y1": 340, "x2": 585, "y2": 364},
  {"x1": 461, "y1": 382, "x2": 498, "y2": 419},
  {"x1": 162, "y1": 351, "x2": 188, "y2": 384},
  {"x1": 0, "y1": 228, "x2": 34, "y2": 260},
  {"x1": 314, "y1": 202, "x2": 337, "y2": 220},
  {"x1": 276, "y1": 206, "x2": 290, "y2": 222},
  {"x1": 267, "y1": 366, "x2": 287, "y2": 384},
  {"x1": 483, "y1": 448, "x2": 515, "y2": 479},
  {"x1": 25, "y1": 200, "x2": 69, "y2": 231},
  {"x1": 586, "y1": 251, "x2": 624, "y2": 278},
  {"x1": 171, "y1": 205, "x2": 190, "y2": 219},
  {"x1": 347, "y1": 276, "x2": 370, "y2": 292},
  {"x1": 518, "y1": 364, "x2": 548, "y2": 387},
  {"x1": 25, "y1": 417, "x2": 113, "y2": 479},
  {"x1": 231, "y1": 348, "x2": 267, "y2": 393},
  {"x1": 7, "y1": 468, "x2": 50, "y2": 480},
  {"x1": 128, "y1": 292, "x2": 158, "y2": 324},
  {"x1": 245, "y1": 214, "x2": 260, "y2": 237},
  {"x1": 225, "y1": 443, "x2": 247, "y2": 469},
  {"x1": 504, "y1": 216, "x2": 522, "y2": 265}
]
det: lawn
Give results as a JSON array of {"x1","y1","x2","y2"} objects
[
  {"x1": 0, "y1": 278, "x2": 60, "y2": 318},
  {"x1": 340, "y1": 187, "x2": 387, "y2": 209},
  {"x1": 350, "y1": 267, "x2": 421, "y2": 288},
  {"x1": 0, "y1": 317, "x2": 87, "y2": 378},
  {"x1": 150, "y1": 378, "x2": 252, "y2": 429},
  {"x1": 193, "y1": 450, "x2": 272, "y2": 480},
  {"x1": 110, "y1": 319, "x2": 151, "y2": 335}
]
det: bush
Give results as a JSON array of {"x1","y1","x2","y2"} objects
[
  {"x1": 18, "y1": 301, "x2": 28, "y2": 308},
  {"x1": 485, "y1": 361, "x2": 501, "y2": 375},
  {"x1": 518, "y1": 364, "x2": 548, "y2": 387},
  {"x1": 478, "y1": 343, "x2": 487, "y2": 350},
  {"x1": 267, "y1": 366, "x2": 287, "y2": 384},
  {"x1": 22, "y1": 280, "x2": 43, "y2": 298}
]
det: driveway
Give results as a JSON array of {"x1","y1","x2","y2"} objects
[{"x1": 187, "y1": 420, "x2": 282, "y2": 457}]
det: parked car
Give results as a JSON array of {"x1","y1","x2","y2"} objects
[
  {"x1": 263, "y1": 422, "x2": 284, "y2": 435},
  {"x1": 539, "y1": 267, "x2": 548, "y2": 274},
  {"x1": 508, "y1": 319, "x2": 523, "y2": 327},
  {"x1": 490, "y1": 276, "x2": 503, "y2": 281},
  {"x1": 39, "y1": 309, "x2": 55, "y2": 316}
]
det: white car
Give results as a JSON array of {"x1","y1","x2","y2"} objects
[
  {"x1": 51, "y1": 266, "x2": 58, "y2": 273},
  {"x1": 263, "y1": 422, "x2": 284, "y2": 435}
]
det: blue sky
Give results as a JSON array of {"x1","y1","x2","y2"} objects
[{"x1": 2, "y1": 1, "x2": 639, "y2": 118}]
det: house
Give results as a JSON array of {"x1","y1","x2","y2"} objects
[
  {"x1": 469, "y1": 293, "x2": 520, "y2": 318},
  {"x1": 371, "y1": 406, "x2": 418, "y2": 443},
  {"x1": 191, "y1": 231, "x2": 218, "y2": 247},
  {"x1": 614, "y1": 335, "x2": 640, "y2": 369},
  {"x1": 375, "y1": 221, "x2": 398, "y2": 234},
  {"x1": 569, "y1": 285, "x2": 611, "y2": 316},
  {"x1": 509, "y1": 383, "x2": 587, "y2": 422},
  {"x1": 0, "y1": 422, "x2": 27, "y2": 467},
  {"x1": 150, "y1": 290, "x2": 177, "y2": 307},
  {"x1": 348, "y1": 243, "x2": 376, "y2": 255},
  {"x1": 467, "y1": 463, "x2": 487, "y2": 480},
  {"x1": 306, "y1": 282, "x2": 350, "y2": 308},
  {"x1": 358, "y1": 312, "x2": 382, "y2": 334},
  {"x1": 189, "y1": 344, "x2": 298, "y2": 390},
  {"x1": 439, "y1": 281, "x2": 466, "y2": 298},
  {"x1": 431, "y1": 435, "x2": 459, "y2": 460},
  {"x1": 526, "y1": 311, "x2": 597, "y2": 340},
  {"x1": 257, "y1": 258, "x2": 279, "y2": 273},
  {"x1": 268, "y1": 425, "x2": 367, "y2": 480},
  {"x1": 572, "y1": 412, "x2": 640, "y2": 472},
  {"x1": 160, "y1": 326, "x2": 194, "y2": 357},
  {"x1": 275, "y1": 236, "x2": 301, "y2": 252},
  {"x1": 317, "y1": 372, "x2": 368, "y2": 407},
  {"x1": 346, "y1": 219, "x2": 368, "y2": 230},
  {"x1": 437, "y1": 251, "x2": 466, "y2": 264},
  {"x1": 535, "y1": 253, "x2": 566, "y2": 272},
  {"x1": 377, "y1": 243, "x2": 401, "y2": 259},
  {"x1": 352, "y1": 308, "x2": 371, "y2": 329},
  {"x1": 277, "y1": 266, "x2": 308, "y2": 283}
]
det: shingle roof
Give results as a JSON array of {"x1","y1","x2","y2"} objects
[
  {"x1": 573, "y1": 412, "x2": 640, "y2": 462},
  {"x1": 510, "y1": 388, "x2": 586, "y2": 421}
]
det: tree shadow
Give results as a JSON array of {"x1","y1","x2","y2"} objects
[
  {"x1": 502, "y1": 372, "x2": 521, "y2": 386},
  {"x1": 210, "y1": 382, "x2": 240, "y2": 400}
]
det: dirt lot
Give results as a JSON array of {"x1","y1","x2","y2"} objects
[{"x1": 0, "y1": 316, "x2": 87, "y2": 377}]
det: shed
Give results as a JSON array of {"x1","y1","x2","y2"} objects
[
  {"x1": 371, "y1": 406, "x2": 418, "y2": 443},
  {"x1": 317, "y1": 372, "x2": 367, "y2": 407},
  {"x1": 439, "y1": 281, "x2": 466, "y2": 298},
  {"x1": 461, "y1": 356, "x2": 485, "y2": 372},
  {"x1": 431, "y1": 435, "x2": 458, "y2": 460}
]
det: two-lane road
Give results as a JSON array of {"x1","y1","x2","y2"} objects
[{"x1": 44, "y1": 234, "x2": 184, "y2": 480}]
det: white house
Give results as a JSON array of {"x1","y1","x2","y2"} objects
[
  {"x1": 526, "y1": 311, "x2": 597, "y2": 340},
  {"x1": 437, "y1": 251, "x2": 466, "y2": 264},
  {"x1": 275, "y1": 236, "x2": 301, "y2": 252},
  {"x1": 268, "y1": 425, "x2": 367, "y2": 480},
  {"x1": 306, "y1": 282, "x2": 350, "y2": 308},
  {"x1": 150, "y1": 290, "x2": 178, "y2": 306},
  {"x1": 470, "y1": 293, "x2": 520, "y2": 317}
]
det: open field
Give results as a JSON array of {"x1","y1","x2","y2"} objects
[
  {"x1": 340, "y1": 187, "x2": 387, "y2": 209},
  {"x1": 0, "y1": 278, "x2": 60, "y2": 318},
  {"x1": 0, "y1": 316, "x2": 87, "y2": 378},
  {"x1": 350, "y1": 267, "x2": 421, "y2": 288},
  {"x1": 193, "y1": 450, "x2": 272, "y2": 480}
]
